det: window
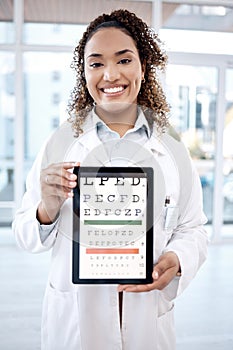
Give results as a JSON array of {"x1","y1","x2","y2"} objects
[
  {"x1": 0, "y1": 52, "x2": 15, "y2": 224},
  {"x1": 165, "y1": 64, "x2": 218, "y2": 230}
]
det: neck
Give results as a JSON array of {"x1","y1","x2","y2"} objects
[{"x1": 95, "y1": 103, "x2": 138, "y2": 137}]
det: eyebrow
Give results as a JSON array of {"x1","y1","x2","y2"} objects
[{"x1": 86, "y1": 49, "x2": 135, "y2": 59}]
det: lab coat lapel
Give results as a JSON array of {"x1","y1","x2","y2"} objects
[
  {"x1": 76, "y1": 118, "x2": 109, "y2": 166},
  {"x1": 124, "y1": 133, "x2": 166, "y2": 167}
]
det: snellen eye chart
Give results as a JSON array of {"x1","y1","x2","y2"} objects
[{"x1": 72, "y1": 167, "x2": 154, "y2": 284}]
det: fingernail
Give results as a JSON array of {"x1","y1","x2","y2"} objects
[{"x1": 153, "y1": 271, "x2": 159, "y2": 280}]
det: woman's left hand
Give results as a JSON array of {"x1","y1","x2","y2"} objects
[{"x1": 118, "y1": 251, "x2": 181, "y2": 293}]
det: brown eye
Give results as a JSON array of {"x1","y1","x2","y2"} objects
[
  {"x1": 90, "y1": 62, "x2": 103, "y2": 68},
  {"x1": 118, "y1": 58, "x2": 132, "y2": 64}
]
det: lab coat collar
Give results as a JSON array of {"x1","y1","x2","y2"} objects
[
  {"x1": 92, "y1": 107, "x2": 151, "y2": 139},
  {"x1": 77, "y1": 111, "x2": 167, "y2": 159}
]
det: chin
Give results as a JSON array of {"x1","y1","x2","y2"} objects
[{"x1": 97, "y1": 102, "x2": 136, "y2": 115}]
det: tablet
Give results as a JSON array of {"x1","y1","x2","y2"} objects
[{"x1": 72, "y1": 166, "x2": 154, "y2": 284}]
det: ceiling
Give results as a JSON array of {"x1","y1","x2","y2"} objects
[
  {"x1": 0, "y1": 0, "x2": 180, "y2": 25},
  {"x1": 0, "y1": 0, "x2": 153, "y2": 24},
  {"x1": 0, "y1": 0, "x2": 233, "y2": 32}
]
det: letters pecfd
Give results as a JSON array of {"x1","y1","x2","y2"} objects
[
  {"x1": 72, "y1": 166, "x2": 154, "y2": 284},
  {"x1": 83, "y1": 194, "x2": 140, "y2": 203}
]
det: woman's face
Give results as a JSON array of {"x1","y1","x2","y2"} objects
[{"x1": 84, "y1": 27, "x2": 144, "y2": 114}]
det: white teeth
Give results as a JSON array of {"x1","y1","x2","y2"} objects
[{"x1": 103, "y1": 86, "x2": 124, "y2": 93}]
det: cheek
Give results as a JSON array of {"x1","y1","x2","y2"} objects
[
  {"x1": 129, "y1": 65, "x2": 143, "y2": 85},
  {"x1": 84, "y1": 70, "x2": 90, "y2": 86},
  {"x1": 84, "y1": 67, "x2": 93, "y2": 83},
  {"x1": 85, "y1": 76, "x2": 96, "y2": 96},
  {"x1": 132, "y1": 73, "x2": 143, "y2": 90}
]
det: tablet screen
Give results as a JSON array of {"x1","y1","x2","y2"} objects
[{"x1": 72, "y1": 166, "x2": 153, "y2": 284}]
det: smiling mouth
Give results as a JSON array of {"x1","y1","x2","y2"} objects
[{"x1": 101, "y1": 86, "x2": 126, "y2": 94}]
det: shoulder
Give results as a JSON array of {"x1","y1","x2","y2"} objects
[
  {"x1": 162, "y1": 125, "x2": 191, "y2": 158},
  {"x1": 152, "y1": 123, "x2": 194, "y2": 184},
  {"x1": 48, "y1": 121, "x2": 74, "y2": 142},
  {"x1": 41, "y1": 115, "x2": 95, "y2": 167},
  {"x1": 150, "y1": 124, "x2": 190, "y2": 158},
  {"x1": 47, "y1": 121, "x2": 76, "y2": 153},
  {"x1": 41, "y1": 121, "x2": 76, "y2": 168}
]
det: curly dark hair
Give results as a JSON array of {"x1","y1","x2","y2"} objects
[{"x1": 68, "y1": 9, "x2": 170, "y2": 136}]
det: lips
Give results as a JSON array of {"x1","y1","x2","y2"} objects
[{"x1": 100, "y1": 85, "x2": 127, "y2": 94}]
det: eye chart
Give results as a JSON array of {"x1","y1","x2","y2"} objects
[{"x1": 72, "y1": 167, "x2": 154, "y2": 284}]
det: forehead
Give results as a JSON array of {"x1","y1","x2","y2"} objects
[{"x1": 84, "y1": 27, "x2": 138, "y2": 57}]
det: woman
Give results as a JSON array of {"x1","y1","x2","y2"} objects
[{"x1": 13, "y1": 9, "x2": 208, "y2": 350}]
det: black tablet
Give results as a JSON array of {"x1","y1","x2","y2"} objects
[{"x1": 72, "y1": 166, "x2": 154, "y2": 284}]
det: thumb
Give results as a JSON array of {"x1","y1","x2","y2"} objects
[{"x1": 152, "y1": 269, "x2": 159, "y2": 280}]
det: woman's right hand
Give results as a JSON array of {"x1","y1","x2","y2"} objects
[{"x1": 37, "y1": 162, "x2": 78, "y2": 224}]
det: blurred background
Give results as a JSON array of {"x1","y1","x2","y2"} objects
[
  {"x1": 1, "y1": 0, "x2": 233, "y2": 241},
  {"x1": 0, "y1": 1, "x2": 233, "y2": 349}
]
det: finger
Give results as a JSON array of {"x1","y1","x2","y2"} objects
[
  {"x1": 46, "y1": 184, "x2": 75, "y2": 199},
  {"x1": 153, "y1": 252, "x2": 179, "y2": 278},
  {"x1": 118, "y1": 282, "x2": 158, "y2": 293},
  {"x1": 54, "y1": 161, "x2": 79, "y2": 170},
  {"x1": 153, "y1": 270, "x2": 159, "y2": 280},
  {"x1": 153, "y1": 259, "x2": 169, "y2": 277},
  {"x1": 43, "y1": 164, "x2": 78, "y2": 186},
  {"x1": 44, "y1": 173, "x2": 77, "y2": 188},
  {"x1": 118, "y1": 263, "x2": 178, "y2": 293},
  {"x1": 117, "y1": 269, "x2": 174, "y2": 293},
  {"x1": 53, "y1": 165, "x2": 77, "y2": 178},
  {"x1": 153, "y1": 266, "x2": 178, "y2": 290},
  {"x1": 44, "y1": 162, "x2": 78, "y2": 178}
]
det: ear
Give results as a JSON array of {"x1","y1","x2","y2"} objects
[{"x1": 141, "y1": 60, "x2": 146, "y2": 80}]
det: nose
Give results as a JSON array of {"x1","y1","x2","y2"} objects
[{"x1": 103, "y1": 64, "x2": 120, "y2": 82}]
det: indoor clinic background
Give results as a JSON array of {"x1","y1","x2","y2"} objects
[{"x1": 0, "y1": 0, "x2": 233, "y2": 349}]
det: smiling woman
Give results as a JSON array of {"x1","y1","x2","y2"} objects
[{"x1": 13, "y1": 8, "x2": 208, "y2": 350}]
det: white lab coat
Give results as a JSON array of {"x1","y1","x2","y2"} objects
[{"x1": 13, "y1": 115, "x2": 208, "y2": 350}]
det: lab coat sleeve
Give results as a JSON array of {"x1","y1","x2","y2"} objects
[
  {"x1": 161, "y1": 164, "x2": 209, "y2": 301},
  {"x1": 12, "y1": 145, "x2": 59, "y2": 253}
]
